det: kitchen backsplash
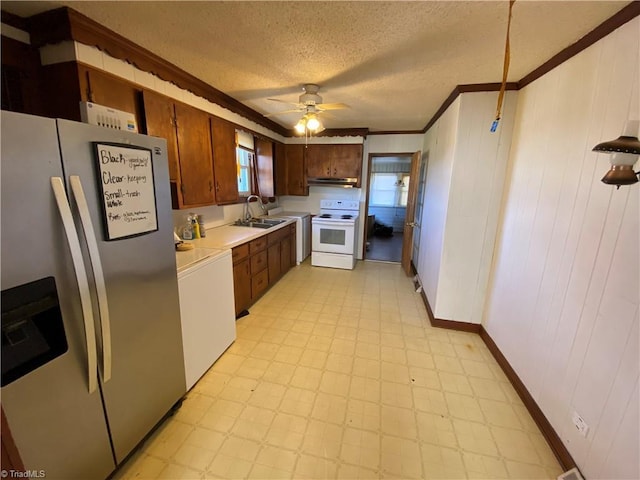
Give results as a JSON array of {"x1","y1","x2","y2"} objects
[
  {"x1": 172, "y1": 199, "x2": 278, "y2": 235},
  {"x1": 278, "y1": 186, "x2": 363, "y2": 214},
  {"x1": 173, "y1": 187, "x2": 363, "y2": 237}
]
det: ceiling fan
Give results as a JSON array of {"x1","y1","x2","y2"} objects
[
  {"x1": 265, "y1": 84, "x2": 348, "y2": 134},
  {"x1": 265, "y1": 84, "x2": 348, "y2": 115}
]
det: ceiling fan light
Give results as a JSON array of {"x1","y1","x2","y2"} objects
[
  {"x1": 294, "y1": 119, "x2": 306, "y2": 134},
  {"x1": 306, "y1": 115, "x2": 320, "y2": 131}
]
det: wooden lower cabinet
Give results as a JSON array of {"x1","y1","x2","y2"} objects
[
  {"x1": 250, "y1": 250, "x2": 268, "y2": 300},
  {"x1": 232, "y1": 258, "x2": 251, "y2": 316},
  {"x1": 251, "y1": 269, "x2": 269, "y2": 299},
  {"x1": 268, "y1": 243, "x2": 281, "y2": 283},
  {"x1": 280, "y1": 236, "x2": 291, "y2": 273},
  {"x1": 289, "y1": 224, "x2": 296, "y2": 266},
  {"x1": 231, "y1": 225, "x2": 298, "y2": 316}
]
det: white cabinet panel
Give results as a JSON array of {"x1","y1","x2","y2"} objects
[{"x1": 178, "y1": 250, "x2": 236, "y2": 390}]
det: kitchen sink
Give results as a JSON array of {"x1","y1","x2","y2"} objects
[{"x1": 233, "y1": 218, "x2": 286, "y2": 229}]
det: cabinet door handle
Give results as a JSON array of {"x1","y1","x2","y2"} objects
[
  {"x1": 334, "y1": 168, "x2": 337, "y2": 175},
  {"x1": 209, "y1": 181, "x2": 213, "y2": 192},
  {"x1": 326, "y1": 168, "x2": 330, "y2": 175},
  {"x1": 216, "y1": 181, "x2": 220, "y2": 192}
]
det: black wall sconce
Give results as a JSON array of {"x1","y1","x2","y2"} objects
[{"x1": 593, "y1": 121, "x2": 640, "y2": 188}]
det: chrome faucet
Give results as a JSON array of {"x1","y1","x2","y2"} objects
[{"x1": 244, "y1": 194, "x2": 266, "y2": 221}]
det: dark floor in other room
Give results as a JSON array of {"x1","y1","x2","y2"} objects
[{"x1": 366, "y1": 232, "x2": 403, "y2": 262}]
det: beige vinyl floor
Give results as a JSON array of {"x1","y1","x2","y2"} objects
[{"x1": 114, "y1": 261, "x2": 563, "y2": 480}]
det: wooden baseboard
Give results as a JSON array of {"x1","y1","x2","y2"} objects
[
  {"x1": 479, "y1": 326, "x2": 576, "y2": 471},
  {"x1": 418, "y1": 286, "x2": 481, "y2": 333},
  {"x1": 415, "y1": 283, "x2": 576, "y2": 471}
]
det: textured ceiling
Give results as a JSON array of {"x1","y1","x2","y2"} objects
[{"x1": 2, "y1": 1, "x2": 630, "y2": 132}]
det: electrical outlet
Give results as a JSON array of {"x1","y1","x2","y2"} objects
[{"x1": 572, "y1": 411, "x2": 589, "y2": 437}]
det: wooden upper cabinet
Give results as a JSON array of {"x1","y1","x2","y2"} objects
[
  {"x1": 285, "y1": 144, "x2": 308, "y2": 196},
  {"x1": 80, "y1": 67, "x2": 143, "y2": 129},
  {"x1": 331, "y1": 144, "x2": 362, "y2": 178},
  {"x1": 175, "y1": 103, "x2": 215, "y2": 207},
  {"x1": 305, "y1": 144, "x2": 363, "y2": 186},
  {"x1": 274, "y1": 142, "x2": 287, "y2": 196},
  {"x1": 306, "y1": 145, "x2": 332, "y2": 177},
  {"x1": 210, "y1": 116, "x2": 239, "y2": 204},
  {"x1": 142, "y1": 90, "x2": 179, "y2": 182},
  {"x1": 143, "y1": 90, "x2": 215, "y2": 209},
  {"x1": 255, "y1": 137, "x2": 275, "y2": 199}
]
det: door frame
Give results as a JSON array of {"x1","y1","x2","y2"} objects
[
  {"x1": 401, "y1": 151, "x2": 422, "y2": 275},
  {"x1": 362, "y1": 151, "x2": 419, "y2": 263}
]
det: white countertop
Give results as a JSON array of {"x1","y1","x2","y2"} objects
[
  {"x1": 181, "y1": 218, "x2": 296, "y2": 251},
  {"x1": 175, "y1": 247, "x2": 230, "y2": 274}
]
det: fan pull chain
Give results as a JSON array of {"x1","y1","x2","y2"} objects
[{"x1": 491, "y1": 0, "x2": 516, "y2": 133}]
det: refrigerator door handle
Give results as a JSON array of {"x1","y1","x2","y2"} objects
[
  {"x1": 70, "y1": 175, "x2": 112, "y2": 383},
  {"x1": 51, "y1": 177, "x2": 98, "y2": 394}
]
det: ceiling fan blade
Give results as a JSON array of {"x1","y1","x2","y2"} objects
[
  {"x1": 317, "y1": 102, "x2": 349, "y2": 111},
  {"x1": 267, "y1": 98, "x2": 302, "y2": 106},
  {"x1": 264, "y1": 109, "x2": 303, "y2": 117}
]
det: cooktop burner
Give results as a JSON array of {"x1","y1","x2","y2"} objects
[
  {"x1": 319, "y1": 214, "x2": 332, "y2": 218},
  {"x1": 341, "y1": 215, "x2": 353, "y2": 219}
]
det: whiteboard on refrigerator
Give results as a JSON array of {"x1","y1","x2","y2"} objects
[{"x1": 93, "y1": 142, "x2": 158, "y2": 240}]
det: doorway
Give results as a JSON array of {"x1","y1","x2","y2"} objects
[{"x1": 363, "y1": 152, "x2": 416, "y2": 263}]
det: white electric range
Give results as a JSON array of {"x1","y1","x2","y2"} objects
[{"x1": 311, "y1": 199, "x2": 359, "y2": 270}]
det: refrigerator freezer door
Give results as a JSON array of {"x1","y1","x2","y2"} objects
[
  {"x1": 56, "y1": 119, "x2": 186, "y2": 463},
  {"x1": 0, "y1": 111, "x2": 115, "y2": 479}
]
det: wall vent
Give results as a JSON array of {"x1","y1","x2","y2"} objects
[{"x1": 558, "y1": 467, "x2": 584, "y2": 480}]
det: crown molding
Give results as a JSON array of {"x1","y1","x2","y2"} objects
[
  {"x1": 519, "y1": 1, "x2": 640, "y2": 89},
  {"x1": 27, "y1": 7, "x2": 289, "y2": 137},
  {"x1": 422, "y1": 2, "x2": 640, "y2": 134},
  {"x1": 1, "y1": 10, "x2": 29, "y2": 31},
  {"x1": 17, "y1": 2, "x2": 640, "y2": 139},
  {"x1": 368, "y1": 130, "x2": 425, "y2": 136},
  {"x1": 423, "y1": 83, "x2": 518, "y2": 133},
  {"x1": 289, "y1": 127, "x2": 369, "y2": 138}
]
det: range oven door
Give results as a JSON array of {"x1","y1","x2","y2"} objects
[{"x1": 312, "y1": 219, "x2": 355, "y2": 254}]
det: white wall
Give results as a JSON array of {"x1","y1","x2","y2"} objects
[
  {"x1": 415, "y1": 91, "x2": 516, "y2": 324},
  {"x1": 436, "y1": 91, "x2": 517, "y2": 323},
  {"x1": 365, "y1": 133, "x2": 425, "y2": 154},
  {"x1": 417, "y1": 98, "x2": 460, "y2": 306},
  {"x1": 483, "y1": 17, "x2": 639, "y2": 479}
]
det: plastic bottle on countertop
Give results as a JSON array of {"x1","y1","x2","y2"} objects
[
  {"x1": 197, "y1": 215, "x2": 206, "y2": 238},
  {"x1": 192, "y1": 218, "x2": 201, "y2": 239},
  {"x1": 182, "y1": 216, "x2": 193, "y2": 240},
  {"x1": 189, "y1": 212, "x2": 200, "y2": 239}
]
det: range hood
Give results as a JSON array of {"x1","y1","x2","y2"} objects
[{"x1": 307, "y1": 177, "x2": 359, "y2": 188}]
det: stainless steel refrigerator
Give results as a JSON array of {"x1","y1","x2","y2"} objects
[{"x1": 1, "y1": 110, "x2": 186, "y2": 479}]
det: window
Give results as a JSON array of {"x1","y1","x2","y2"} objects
[
  {"x1": 370, "y1": 173, "x2": 410, "y2": 207},
  {"x1": 236, "y1": 130, "x2": 255, "y2": 197},
  {"x1": 236, "y1": 147, "x2": 254, "y2": 196}
]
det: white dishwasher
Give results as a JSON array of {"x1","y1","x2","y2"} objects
[{"x1": 177, "y1": 247, "x2": 236, "y2": 390}]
